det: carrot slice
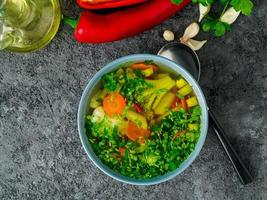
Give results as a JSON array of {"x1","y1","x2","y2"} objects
[
  {"x1": 103, "y1": 93, "x2": 126, "y2": 116},
  {"x1": 131, "y1": 63, "x2": 159, "y2": 71},
  {"x1": 126, "y1": 121, "x2": 150, "y2": 143},
  {"x1": 118, "y1": 147, "x2": 126, "y2": 157}
]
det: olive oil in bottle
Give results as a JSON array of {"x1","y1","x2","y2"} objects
[{"x1": 0, "y1": 0, "x2": 61, "y2": 52}]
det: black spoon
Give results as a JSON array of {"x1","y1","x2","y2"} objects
[{"x1": 158, "y1": 42, "x2": 253, "y2": 185}]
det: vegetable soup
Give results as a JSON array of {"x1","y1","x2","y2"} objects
[{"x1": 85, "y1": 60, "x2": 201, "y2": 179}]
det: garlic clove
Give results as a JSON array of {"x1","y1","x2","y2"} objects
[
  {"x1": 186, "y1": 39, "x2": 207, "y2": 51},
  {"x1": 198, "y1": 4, "x2": 211, "y2": 22},
  {"x1": 163, "y1": 30, "x2": 175, "y2": 41},
  {"x1": 179, "y1": 36, "x2": 187, "y2": 44},
  {"x1": 220, "y1": 7, "x2": 240, "y2": 25},
  {"x1": 182, "y1": 22, "x2": 200, "y2": 41}
]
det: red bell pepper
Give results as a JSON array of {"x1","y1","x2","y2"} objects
[
  {"x1": 171, "y1": 96, "x2": 181, "y2": 108},
  {"x1": 77, "y1": 0, "x2": 147, "y2": 9},
  {"x1": 133, "y1": 103, "x2": 142, "y2": 113},
  {"x1": 181, "y1": 98, "x2": 188, "y2": 111},
  {"x1": 64, "y1": 0, "x2": 191, "y2": 43}
]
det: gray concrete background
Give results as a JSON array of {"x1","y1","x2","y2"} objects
[{"x1": 0, "y1": 0, "x2": 266, "y2": 199}]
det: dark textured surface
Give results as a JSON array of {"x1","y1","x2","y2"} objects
[{"x1": 0, "y1": 1, "x2": 266, "y2": 199}]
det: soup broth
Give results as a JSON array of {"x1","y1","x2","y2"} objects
[{"x1": 85, "y1": 60, "x2": 201, "y2": 179}]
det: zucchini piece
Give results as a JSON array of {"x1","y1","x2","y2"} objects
[
  {"x1": 89, "y1": 90, "x2": 102, "y2": 108},
  {"x1": 155, "y1": 73, "x2": 170, "y2": 79},
  {"x1": 116, "y1": 68, "x2": 124, "y2": 77},
  {"x1": 143, "y1": 76, "x2": 175, "y2": 111},
  {"x1": 176, "y1": 78, "x2": 188, "y2": 89},
  {"x1": 186, "y1": 96, "x2": 198, "y2": 107},
  {"x1": 154, "y1": 92, "x2": 176, "y2": 115},
  {"x1": 151, "y1": 91, "x2": 167, "y2": 110},
  {"x1": 143, "y1": 76, "x2": 175, "y2": 97},
  {"x1": 126, "y1": 68, "x2": 136, "y2": 79},
  {"x1": 125, "y1": 110, "x2": 148, "y2": 129},
  {"x1": 116, "y1": 68, "x2": 125, "y2": 84},
  {"x1": 141, "y1": 67, "x2": 154, "y2": 77},
  {"x1": 152, "y1": 89, "x2": 170, "y2": 110},
  {"x1": 98, "y1": 89, "x2": 108, "y2": 99},
  {"x1": 90, "y1": 89, "x2": 109, "y2": 108},
  {"x1": 178, "y1": 84, "x2": 192, "y2": 96},
  {"x1": 144, "y1": 93, "x2": 157, "y2": 111}
]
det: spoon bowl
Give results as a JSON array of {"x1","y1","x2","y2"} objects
[{"x1": 158, "y1": 42, "x2": 201, "y2": 81}]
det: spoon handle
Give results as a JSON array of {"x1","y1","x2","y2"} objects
[{"x1": 208, "y1": 109, "x2": 253, "y2": 184}]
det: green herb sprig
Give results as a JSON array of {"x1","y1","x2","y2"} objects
[{"x1": 192, "y1": 0, "x2": 253, "y2": 37}]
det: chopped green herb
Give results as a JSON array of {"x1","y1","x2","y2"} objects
[
  {"x1": 102, "y1": 72, "x2": 118, "y2": 92},
  {"x1": 120, "y1": 74, "x2": 152, "y2": 105}
]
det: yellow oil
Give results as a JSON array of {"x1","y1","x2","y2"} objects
[{"x1": 1, "y1": 0, "x2": 61, "y2": 52}]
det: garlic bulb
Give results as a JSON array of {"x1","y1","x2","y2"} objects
[
  {"x1": 163, "y1": 30, "x2": 175, "y2": 41},
  {"x1": 198, "y1": 4, "x2": 211, "y2": 22},
  {"x1": 220, "y1": 7, "x2": 241, "y2": 24},
  {"x1": 185, "y1": 39, "x2": 207, "y2": 51},
  {"x1": 182, "y1": 22, "x2": 200, "y2": 42}
]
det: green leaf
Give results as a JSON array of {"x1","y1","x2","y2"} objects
[
  {"x1": 171, "y1": 0, "x2": 182, "y2": 5},
  {"x1": 63, "y1": 16, "x2": 79, "y2": 29},
  {"x1": 201, "y1": 15, "x2": 232, "y2": 37},
  {"x1": 202, "y1": 22, "x2": 212, "y2": 32},
  {"x1": 224, "y1": 23, "x2": 231, "y2": 31},
  {"x1": 201, "y1": 15, "x2": 216, "y2": 32},
  {"x1": 169, "y1": 162, "x2": 177, "y2": 171},
  {"x1": 219, "y1": 0, "x2": 228, "y2": 5},
  {"x1": 230, "y1": 0, "x2": 253, "y2": 16},
  {"x1": 192, "y1": 0, "x2": 214, "y2": 6},
  {"x1": 207, "y1": 0, "x2": 214, "y2": 4},
  {"x1": 214, "y1": 21, "x2": 226, "y2": 36}
]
